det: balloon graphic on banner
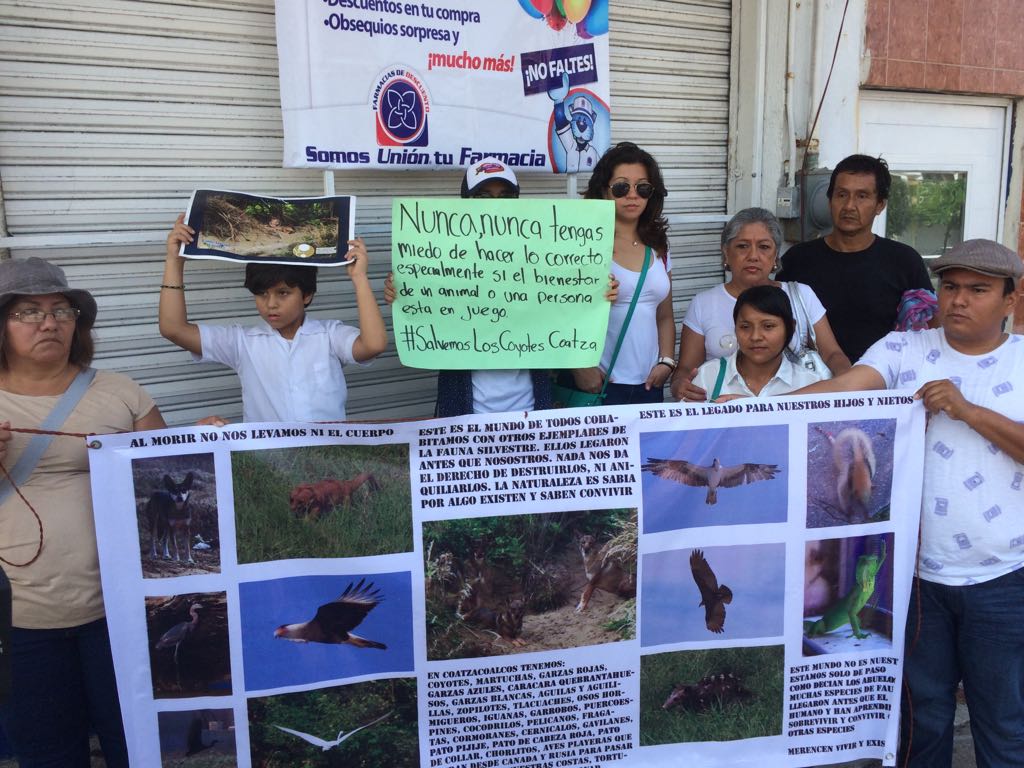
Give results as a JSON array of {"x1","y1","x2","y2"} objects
[
  {"x1": 520, "y1": 0, "x2": 607, "y2": 38},
  {"x1": 545, "y1": 6, "x2": 568, "y2": 30},
  {"x1": 516, "y1": 0, "x2": 553, "y2": 18},
  {"x1": 579, "y1": 0, "x2": 609, "y2": 37},
  {"x1": 556, "y1": 0, "x2": 591, "y2": 23}
]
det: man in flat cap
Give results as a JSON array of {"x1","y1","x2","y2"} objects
[{"x1": 794, "y1": 239, "x2": 1024, "y2": 766}]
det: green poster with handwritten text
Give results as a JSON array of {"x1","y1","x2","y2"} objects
[{"x1": 391, "y1": 198, "x2": 614, "y2": 369}]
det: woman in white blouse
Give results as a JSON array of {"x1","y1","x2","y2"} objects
[
  {"x1": 691, "y1": 284, "x2": 828, "y2": 399},
  {"x1": 566, "y1": 142, "x2": 676, "y2": 405}
]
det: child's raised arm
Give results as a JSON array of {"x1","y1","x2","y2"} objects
[
  {"x1": 159, "y1": 213, "x2": 203, "y2": 356},
  {"x1": 345, "y1": 237, "x2": 388, "y2": 362}
]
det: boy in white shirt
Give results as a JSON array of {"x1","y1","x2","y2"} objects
[{"x1": 160, "y1": 213, "x2": 387, "y2": 422}]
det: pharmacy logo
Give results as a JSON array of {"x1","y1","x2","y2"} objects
[{"x1": 373, "y1": 67, "x2": 430, "y2": 147}]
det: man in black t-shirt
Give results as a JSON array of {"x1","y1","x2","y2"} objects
[{"x1": 777, "y1": 155, "x2": 932, "y2": 362}]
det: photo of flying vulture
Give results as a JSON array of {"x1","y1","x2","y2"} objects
[
  {"x1": 689, "y1": 549, "x2": 732, "y2": 633},
  {"x1": 641, "y1": 543, "x2": 785, "y2": 645},
  {"x1": 274, "y1": 578, "x2": 387, "y2": 648},
  {"x1": 641, "y1": 457, "x2": 780, "y2": 505},
  {"x1": 272, "y1": 710, "x2": 391, "y2": 752},
  {"x1": 639, "y1": 425, "x2": 789, "y2": 533},
  {"x1": 239, "y1": 572, "x2": 414, "y2": 691}
]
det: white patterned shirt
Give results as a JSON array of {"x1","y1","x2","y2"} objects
[{"x1": 859, "y1": 329, "x2": 1024, "y2": 585}]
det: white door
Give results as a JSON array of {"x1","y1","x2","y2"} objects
[{"x1": 859, "y1": 94, "x2": 1010, "y2": 258}]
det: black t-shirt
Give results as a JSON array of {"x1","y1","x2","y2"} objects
[{"x1": 777, "y1": 236, "x2": 931, "y2": 362}]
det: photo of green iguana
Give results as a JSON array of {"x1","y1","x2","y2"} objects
[{"x1": 804, "y1": 540, "x2": 887, "y2": 640}]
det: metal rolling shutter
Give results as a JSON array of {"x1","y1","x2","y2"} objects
[{"x1": 0, "y1": 0, "x2": 730, "y2": 424}]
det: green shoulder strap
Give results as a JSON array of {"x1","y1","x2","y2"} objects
[
  {"x1": 709, "y1": 357, "x2": 728, "y2": 401},
  {"x1": 600, "y1": 247, "x2": 652, "y2": 398}
]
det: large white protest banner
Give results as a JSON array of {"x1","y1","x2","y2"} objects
[
  {"x1": 89, "y1": 394, "x2": 923, "y2": 766},
  {"x1": 273, "y1": 0, "x2": 611, "y2": 172}
]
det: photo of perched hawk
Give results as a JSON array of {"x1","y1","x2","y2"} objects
[
  {"x1": 641, "y1": 457, "x2": 780, "y2": 504},
  {"x1": 689, "y1": 549, "x2": 732, "y2": 633}
]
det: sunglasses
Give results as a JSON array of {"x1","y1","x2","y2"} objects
[{"x1": 609, "y1": 181, "x2": 655, "y2": 199}]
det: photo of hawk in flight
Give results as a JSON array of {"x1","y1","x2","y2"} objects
[
  {"x1": 274, "y1": 579, "x2": 386, "y2": 649},
  {"x1": 689, "y1": 549, "x2": 732, "y2": 633},
  {"x1": 641, "y1": 457, "x2": 780, "y2": 504}
]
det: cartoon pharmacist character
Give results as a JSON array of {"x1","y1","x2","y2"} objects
[{"x1": 548, "y1": 75, "x2": 606, "y2": 173}]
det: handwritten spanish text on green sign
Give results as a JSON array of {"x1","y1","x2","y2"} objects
[{"x1": 391, "y1": 198, "x2": 614, "y2": 369}]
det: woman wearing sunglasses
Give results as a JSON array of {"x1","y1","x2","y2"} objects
[
  {"x1": 670, "y1": 207, "x2": 850, "y2": 402},
  {"x1": 566, "y1": 142, "x2": 675, "y2": 405}
]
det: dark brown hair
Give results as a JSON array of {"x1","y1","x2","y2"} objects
[
  {"x1": 827, "y1": 154, "x2": 891, "y2": 201},
  {"x1": 0, "y1": 294, "x2": 95, "y2": 369},
  {"x1": 244, "y1": 263, "x2": 318, "y2": 307}
]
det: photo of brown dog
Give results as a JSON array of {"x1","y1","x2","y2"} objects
[{"x1": 289, "y1": 473, "x2": 381, "y2": 521}]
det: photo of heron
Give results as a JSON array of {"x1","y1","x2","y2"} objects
[
  {"x1": 806, "y1": 419, "x2": 896, "y2": 528},
  {"x1": 238, "y1": 571, "x2": 414, "y2": 691},
  {"x1": 639, "y1": 424, "x2": 789, "y2": 533},
  {"x1": 156, "y1": 708, "x2": 235, "y2": 765},
  {"x1": 248, "y1": 678, "x2": 419, "y2": 767},
  {"x1": 146, "y1": 591, "x2": 231, "y2": 699},
  {"x1": 132, "y1": 453, "x2": 219, "y2": 579},
  {"x1": 231, "y1": 443, "x2": 412, "y2": 563},
  {"x1": 641, "y1": 543, "x2": 786, "y2": 645}
]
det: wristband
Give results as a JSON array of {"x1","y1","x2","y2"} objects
[
  {"x1": 160, "y1": 284, "x2": 185, "y2": 290},
  {"x1": 657, "y1": 356, "x2": 677, "y2": 369}
]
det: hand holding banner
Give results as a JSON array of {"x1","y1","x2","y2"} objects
[{"x1": 391, "y1": 198, "x2": 614, "y2": 369}]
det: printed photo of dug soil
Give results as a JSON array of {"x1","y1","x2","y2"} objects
[
  {"x1": 232, "y1": 443, "x2": 412, "y2": 563},
  {"x1": 423, "y1": 509, "x2": 636, "y2": 660},
  {"x1": 247, "y1": 678, "x2": 419, "y2": 767},
  {"x1": 184, "y1": 190, "x2": 351, "y2": 265},
  {"x1": 132, "y1": 453, "x2": 218, "y2": 579},
  {"x1": 639, "y1": 646, "x2": 784, "y2": 746}
]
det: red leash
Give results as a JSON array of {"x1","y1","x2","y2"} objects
[{"x1": 0, "y1": 426, "x2": 94, "y2": 567}]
